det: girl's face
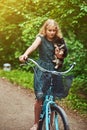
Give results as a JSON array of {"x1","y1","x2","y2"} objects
[{"x1": 46, "y1": 25, "x2": 57, "y2": 41}]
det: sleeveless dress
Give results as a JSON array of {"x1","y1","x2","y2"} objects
[{"x1": 34, "y1": 35, "x2": 68, "y2": 99}]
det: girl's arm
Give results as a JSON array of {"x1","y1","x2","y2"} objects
[{"x1": 19, "y1": 36, "x2": 41, "y2": 62}]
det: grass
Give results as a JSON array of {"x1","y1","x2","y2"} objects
[
  {"x1": 66, "y1": 93, "x2": 87, "y2": 116},
  {"x1": 0, "y1": 69, "x2": 34, "y2": 90}
]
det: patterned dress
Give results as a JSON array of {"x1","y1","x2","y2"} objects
[{"x1": 34, "y1": 35, "x2": 67, "y2": 99}]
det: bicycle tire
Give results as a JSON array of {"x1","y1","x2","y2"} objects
[{"x1": 38, "y1": 105, "x2": 70, "y2": 130}]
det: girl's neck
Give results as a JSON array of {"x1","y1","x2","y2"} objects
[{"x1": 46, "y1": 37, "x2": 54, "y2": 42}]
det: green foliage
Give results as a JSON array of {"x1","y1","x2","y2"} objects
[
  {"x1": 72, "y1": 77, "x2": 87, "y2": 95},
  {"x1": 67, "y1": 93, "x2": 87, "y2": 115},
  {"x1": 0, "y1": 69, "x2": 34, "y2": 90},
  {"x1": 65, "y1": 33, "x2": 87, "y2": 71},
  {"x1": 20, "y1": 16, "x2": 47, "y2": 47},
  {"x1": 0, "y1": 0, "x2": 87, "y2": 65}
]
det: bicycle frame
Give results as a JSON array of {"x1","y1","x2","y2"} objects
[
  {"x1": 39, "y1": 94, "x2": 56, "y2": 130},
  {"x1": 45, "y1": 97, "x2": 56, "y2": 130}
]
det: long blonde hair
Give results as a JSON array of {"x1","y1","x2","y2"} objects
[{"x1": 39, "y1": 19, "x2": 63, "y2": 38}]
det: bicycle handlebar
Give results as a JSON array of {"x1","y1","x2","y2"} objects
[{"x1": 25, "y1": 58, "x2": 76, "y2": 75}]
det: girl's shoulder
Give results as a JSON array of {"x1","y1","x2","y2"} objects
[
  {"x1": 37, "y1": 34, "x2": 44, "y2": 38},
  {"x1": 37, "y1": 34, "x2": 46, "y2": 42}
]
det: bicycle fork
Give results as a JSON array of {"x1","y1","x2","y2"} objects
[{"x1": 46, "y1": 101, "x2": 59, "y2": 130}]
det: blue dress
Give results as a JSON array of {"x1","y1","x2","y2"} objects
[{"x1": 34, "y1": 35, "x2": 68, "y2": 99}]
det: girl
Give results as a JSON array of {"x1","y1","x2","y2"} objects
[{"x1": 19, "y1": 19, "x2": 67, "y2": 130}]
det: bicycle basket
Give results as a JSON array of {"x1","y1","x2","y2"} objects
[{"x1": 52, "y1": 74, "x2": 74, "y2": 98}]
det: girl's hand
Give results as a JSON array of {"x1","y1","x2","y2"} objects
[{"x1": 19, "y1": 54, "x2": 28, "y2": 62}]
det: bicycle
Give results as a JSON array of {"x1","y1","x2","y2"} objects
[{"x1": 22, "y1": 58, "x2": 76, "y2": 130}]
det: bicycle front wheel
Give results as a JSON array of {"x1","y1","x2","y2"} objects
[
  {"x1": 38, "y1": 105, "x2": 70, "y2": 130},
  {"x1": 51, "y1": 105, "x2": 70, "y2": 130}
]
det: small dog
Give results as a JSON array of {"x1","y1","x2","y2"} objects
[
  {"x1": 53, "y1": 37, "x2": 67, "y2": 69},
  {"x1": 53, "y1": 44, "x2": 65, "y2": 69}
]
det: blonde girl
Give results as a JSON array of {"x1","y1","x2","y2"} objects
[{"x1": 19, "y1": 19, "x2": 67, "y2": 130}]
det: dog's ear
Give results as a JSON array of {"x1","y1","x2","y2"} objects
[{"x1": 54, "y1": 44, "x2": 58, "y2": 48}]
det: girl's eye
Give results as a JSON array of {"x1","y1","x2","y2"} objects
[{"x1": 48, "y1": 29, "x2": 56, "y2": 32}]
